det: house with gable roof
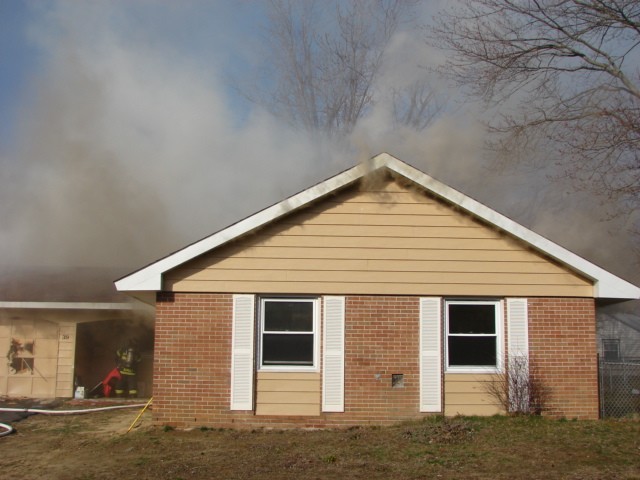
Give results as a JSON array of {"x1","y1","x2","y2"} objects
[{"x1": 116, "y1": 153, "x2": 640, "y2": 427}]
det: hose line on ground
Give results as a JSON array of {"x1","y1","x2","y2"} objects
[
  {"x1": 0, "y1": 422, "x2": 13, "y2": 437},
  {"x1": 0, "y1": 401, "x2": 151, "y2": 437}
]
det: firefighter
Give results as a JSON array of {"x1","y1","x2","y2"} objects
[{"x1": 115, "y1": 340, "x2": 141, "y2": 398}]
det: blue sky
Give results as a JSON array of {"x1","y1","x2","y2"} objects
[{"x1": 0, "y1": 1, "x2": 39, "y2": 153}]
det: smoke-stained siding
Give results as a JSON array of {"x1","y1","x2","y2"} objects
[{"x1": 165, "y1": 179, "x2": 593, "y2": 297}]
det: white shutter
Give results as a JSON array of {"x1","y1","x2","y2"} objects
[
  {"x1": 507, "y1": 298, "x2": 529, "y2": 358},
  {"x1": 507, "y1": 298, "x2": 529, "y2": 412},
  {"x1": 322, "y1": 296, "x2": 345, "y2": 412},
  {"x1": 230, "y1": 294, "x2": 255, "y2": 411},
  {"x1": 419, "y1": 297, "x2": 442, "y2": 413}
]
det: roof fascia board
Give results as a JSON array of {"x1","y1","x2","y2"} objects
[
  {"x1": 0, "y1": 302, "x2": 134, "y2": 310},
  {"x1": 115, "y1": 162, "x2": 369, "y2": 292},
  {"x1": 381, "y1": 154, "x2": 640, "y2": 299}
]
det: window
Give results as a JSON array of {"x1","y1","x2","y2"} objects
[
  {"x1": 446, "y1": 300, "x2": 502, "y2": 372},
  {"x1": 259, "y1": 297, "x2": 318, "y2": 370},
  {"x1": 7, "y1": 338, "x2": 35, "y2": 375},
  {"x1": 602, "y1": 339, "x2": 621, "y2": 362}
]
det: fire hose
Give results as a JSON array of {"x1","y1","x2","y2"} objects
[
  {"x1": 0, "y1": 422, "x2": 13, "y2": 437},
  {"x1": 0, "y1": 401, "x2": 151, "y2": 437}
]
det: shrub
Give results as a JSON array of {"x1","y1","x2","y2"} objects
[{"x1": 485, "y1": 355, "x2": 550, "y2": 415}]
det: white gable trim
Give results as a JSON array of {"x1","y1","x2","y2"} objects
[
  {"x1": 115, "y1": 163, "x2": 368, "y2": 292},
  {"x1": 116, "y1": 153, "x2": 640, "y2": 299},
  {"x1": 382, "y1": 155, "x2": 639, "y2": 299}
]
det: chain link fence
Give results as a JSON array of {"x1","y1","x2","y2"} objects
[{"x1": 599, "y1": 359, "x2": 640, "y2": 418}]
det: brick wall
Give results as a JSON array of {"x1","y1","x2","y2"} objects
[
  {"x1": 342, "y1": 296, "x2": 424, "y2": 423},
  {"x1": 527, "y1": 297, "x2": 598, "y2": 419},
  {"x1": 154, "y1": 293, "x2": 428, "y2": 428},
  {"x1": 154, "y1": 292, "x2": 234, "y2": 427},
  {"x1": 154, "y1": 293, "x2": 599, "y2": 427}
]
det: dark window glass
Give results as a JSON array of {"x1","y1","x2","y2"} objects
[
  {"x1": 449, "y1": 304, "x2": 496, "y2": 334},
  {"x1": 448, "y1": 336, "x2": 497, "y2": 366},
  {"x1": 263, "y1": 334, "x2": 314, "y2": 365},
  {"x1": 264, "y1": 301, "x2": 313, "y2": 332},
  {"x1": 602, "y1": 339, "x2": 620, "y2": 362},
  {"x1": 261, "y1": 299, "x2": 315, "y2": 367},
  {"x1": 447, "y1": 302, "x2": 498, "y2": 368}
]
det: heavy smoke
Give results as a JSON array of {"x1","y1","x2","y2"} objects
[
  {"x1": 0, "y1": 0, "x2": 637, "y2": 290},
  {"x1": 0, "y1": 1, "x2": 347, "y2": 272}
]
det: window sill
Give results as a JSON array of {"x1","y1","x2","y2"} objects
[
  {"x1": 445, "y1": 367, "x2": 502, "y2": 374},
  {"x1": 258, "y1": 366, "x2": 319, "y2": 373}
]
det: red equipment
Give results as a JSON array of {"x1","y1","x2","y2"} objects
[{"x1": 88, "y1": 367, "x2": 122, "y2": 398}]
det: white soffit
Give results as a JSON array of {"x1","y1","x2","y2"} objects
[
  {"x1": 0, "y1": 301, "x2": 134, "y2": 310},
  {"x1": 115, "y1": 152, "x2": 640, "y2": 300}
]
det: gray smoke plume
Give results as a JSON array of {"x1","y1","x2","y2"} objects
[{"x1": 1, "y1": 0, "x2": 637, "y2": 293}]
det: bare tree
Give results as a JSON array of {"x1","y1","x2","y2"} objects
[
  {"x1": 248, "y1": 0, "x2": 438, "y2": 136},
  {"x1": 484, "y1": 354, "x2": 551, "y2": 415},
  {"x1": 392, "y1": 79, "x2": 447, "y2": 130},
  {"x1": 430, "y1": 0, "x2": 640, "y2": 210}
]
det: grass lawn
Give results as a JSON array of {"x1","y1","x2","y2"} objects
[{"x1": 2, "y1": 409, "x2": 639, "y2": 479}]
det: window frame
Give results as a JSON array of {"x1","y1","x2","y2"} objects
[
  {"x1": 258, "y1": 296, "x2": 320, "y2": 372},
  {"x1": 445, "y1": 299, "x2": 504, "y2": 373},
  {"x1": 602, "y1": 338, "x2": 621, "y2": 362}
]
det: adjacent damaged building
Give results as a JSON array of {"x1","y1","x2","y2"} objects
[
  {"x1": 0, "y1": 268, "x2": 154, "y2": 399},
  {"x1": 115, "y1": 153, "x2": 640, "y2": 427}
]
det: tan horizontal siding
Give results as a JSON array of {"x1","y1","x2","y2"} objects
[
  {"x1": 255, "y1": 404, "x2": 321, "y2": 416},
  {"x1": 445, "y1": 404, "x2": 503, "y2": 416},
  {"x1": 190, "y1": 246, "x2": 547, "y2": 263},
  {"x1": 258, "y1": 379, "x2": 322, "y2": 392},
  {"x1": 177, "y1": 258, "x2": 569, "y2": 274},
  {"x1": 166, "y1": 280, "x2": 592, "y2": 297},
  {"x1": 242, "y1": 235, "x2": 523, "y2": 250},
  {"x1": 263, "y1": 224, "x2": 500, "y2": 239},
  {"x1": 255, "y1": 371, "x2": 321, "y2": 416},
  {"x1": 172, "y1": 269, "x2": 585, "y2": 285},
  {"x1": 444, "y1": 373, "x2": 503, "y2": 416},
  {"x1": 291, "y1": 211, "x2": 471, "y2": 226},
  {"x1": 310, "y1": 201, "x2": 443, "y2": 215},
  {"x1": 166, "y1": 179, "x2": 593, "y2": 297}
]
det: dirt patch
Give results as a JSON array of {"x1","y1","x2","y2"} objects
[
  {"x1": 1, "y1": 407, "x2": 639, "y2": 480},
  {"x1": 0, "y1": 398, "x2": 152, "y2": 437}
]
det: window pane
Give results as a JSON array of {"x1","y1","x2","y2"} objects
[
  {"x1": 263, "y1": 334, "x2": 314, "y2": 365},
  {"x1": 448, "y1": 336, "x2": 496, "y2": 366},
  {"x1": 264, "y1": 301, "x2": 313, "y2": 332},
  {"x1": 603, "y1": 339, "x2": 620, "y2": 361},
  {"x1": 449, "y1": 304, "x2": 496, "y2": 334}
]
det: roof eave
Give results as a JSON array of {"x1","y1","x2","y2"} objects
[
  {"x1": 385, "y1": 155, "x2": 640, "y2": 300},
  {"x1": 115, "y1": 161, "x2": 370, "y2": 294},
  {"x1": 116, "y1": 152, "x2": 640, "y2": 301},
  {"x1": 0, "y1": 301, "x2": 134, "y2": 310}
]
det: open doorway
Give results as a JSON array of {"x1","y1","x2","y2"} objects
[{"x1": 74, "y1": 318, "x2": 154, "y2": 398}]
